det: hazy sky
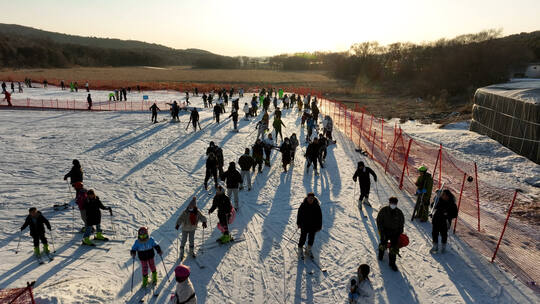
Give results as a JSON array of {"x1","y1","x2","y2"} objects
[{"x1": 2, "y1": 0, "x2": 539, "y2": 56}]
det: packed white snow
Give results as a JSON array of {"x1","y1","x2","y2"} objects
[{"x1": 0, "y1": 91, "x2": 538, "y2": 303}]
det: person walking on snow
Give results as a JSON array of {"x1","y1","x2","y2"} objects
[
  {"x1": 347, "y1": 264, "x2": 374, "y2": 303},
  {"x1": 229, "y1": 108, "x2": 239, "y2": 131},
  {"x1": 297, "y1": 192, "x2": 322, "y2": 259},
  {"x1": 279, "y1": 137, "x2": 293, "y2": 172},
  {"x1": 87, "y1": 94, "x2": 92, "y2": 110},
  {"x1": 263, "y1": 133, "x2": 275, "y2": 167},
  {"x1": 376, "y1": 197, "x2": 404, "y2": 271},
  {"x1": 272, "y1": 116, "x2": 285, "y2": 142},
  {"x1": 213, "y1": 103, "x2": 222, "y2": 123},
  {"x1": 322, "y1": 115, "x2": 333, "y2": 141},
  {"x1": 208, "y1": 186, "x2": 234, "y2": 244},
  {"x1": 64, "y1": 159, "x2": 83, "y2": 187},
  {"x1": 430, "y1": 189, "x2": 458, "y2": 253},
  {"x1": 289, "y1": 133, "x2": 299, "y2": 162},
  {"x1": 149, "y1": 103, "x2": 160, "y2": 124},
  {"x1": 206, "y1": 142, "x2": 224, "y2": 177},
  {"x1": 252, "y1": 139, "x2": 264, "y2": 173},
  {"x1": 21, "y1": 207, "x2": 51, "y2": 258},
  {"x1": 203, "y1": 152, "x2": 219, "y2": 190},
  {"x1": 415, "y1": 166, "x2": 433, "y2": 222},
  {"x1": 238, "y1": 148, "x2": 254, "y2": 190},
  {"x1": 243, "y1": 102, "x2": 250, "y2": 120},
  {"x1": 175, "y1": 197, "x2": 207, "y2": 260},
  {"x1": 305, "y1": 137, "x2": 321, "y2": 175},
  {"x1": 352, "y1": 161, "x2": 377, "y2": 205},
  {"x1": 255, "y1": 117, "x2": 269, "y2": 141},
  {"x1": 173, "y1": 265, "x2": 197, "y2": 304},
  {"x1": 220, "y1": 162, "x2": 242, "y2": 210},
  {"x1": 130, "y1": 227, "x2": 163, "y2": 287},
  {"x1": 188, "y1": 108, "x2": 200, "y2": 131},
  {"x1": 3, "y1": 91, "x2": 12, "y2": 106},
  {"x1": 82, "y1": 189, "x2": 111, "y2": 246}
]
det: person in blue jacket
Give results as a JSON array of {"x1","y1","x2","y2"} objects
[{"x1": 130, "y1": 226, "x2": 162, "y2": 287}]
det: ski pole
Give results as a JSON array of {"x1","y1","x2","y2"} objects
[
  {"x1": 66, "y1": 180, "x2": 74, "y2": 199},
  {"x1": 49, "y1": 229, "x2": 56, "y2": 253},
  {"x1": 72, "y1": 203, "x2": 75, "y2": 235},
  {"x1": 15, "y1": 230, "x2": 22, "y2": 254},
  {"x1": 158, "y1": 254, "x2": 171, "y2": 283},
  {"x1": 353, "y1": 182, "x2": 357, "y2": 206},
  {"x1": 109, "y1": 208, "x2": 116, "y2": 237},
  {"x1": 130, "y1": 257, "x2": 135, "y2": 293}
]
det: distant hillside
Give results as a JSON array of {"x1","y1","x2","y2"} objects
[{"x1": 0, "y1": 24, "x2": 238, "y2": 68}]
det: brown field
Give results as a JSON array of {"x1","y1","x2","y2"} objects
[{"x1": 0, "y1": 66, "x2": 470, "y2": 123}]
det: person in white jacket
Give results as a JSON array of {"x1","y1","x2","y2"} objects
[
  {"x1": 173, "y1": 264, "x2": 197, "y2": 304},
  {"x1": 175, "y1": 198, "x2": 207, "y2": 260},
  {"x1": 243, "y1": 102, "x2": 250, "y2": 121},
  {"x1": 347, "y1": 264, "x2": 374, "y2": 303}
]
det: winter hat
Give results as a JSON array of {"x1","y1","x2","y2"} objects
[
  {"x1": 175, "y1": 264, "x2": 190, "y2": 281},
  {"x1": 229, "y1": 162, "x2": 236, "y2": 168},
  {"x1": 418, "y1": 165, "x2": 427, "y2": 172},
  {"x1": 358, "y1": 264, "x2": 370, "y2": 279},
  {"x1": 188, "y1": 197, "x2": 197, "y2": 208},
  {"x1": 389, "y1": 197, "x2": 398, "y2": 204},
  {"x1": 73, "y1": 159, "x2": 80, "y2": 166},
  {"x1": 358, "y1": 161, "x2": 365, "y2": 167},
  {"x1": 245, "y1": 148, "x2": 250, "y2": 154}
]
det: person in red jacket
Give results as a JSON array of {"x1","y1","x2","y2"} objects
[{"x1": 3, "y1": 91, "x2": 12, "y2": 106}]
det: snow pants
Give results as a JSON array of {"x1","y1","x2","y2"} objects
[
  {"x1": 32, "y1": 234, "x2": 48, "y2": 247},
  {"x1": 256, "y1": 127, "x2": 266, "y2": 140},
  {"x1": 204, "y1": 167, "x2": 218, "y2": 188},
  {"x1": 180, "y1": 230, "x2": 195, "y2": 252},
  {"x1": 299, "y1": 229, "x2": 316, "y2": 247},
  {"x1": 306, "y1": 157, "x2": 318, "y2": 172},
  {"x1": 252, "y1": 155, "x2": 263, "y2": 172},
  {"x1": 432, "y1": 218, "x2": 449, "y2": 244},
  {"x1": 217, "y1": 212, "x2": 229, "y2": 233},
  {"x1": 140, "y1": 258, "x2": 156, "y2": 276},
  {"x1": 240, "y1": 170, "x2": 251, "y2": 189},
  {"x1": 151, "y1": 112, "x2": 158, "y2": 123},
  {"x1": 84, "y1": 223, "x2": 101, "y2": 238},
  {"x1": 274, "y1": 128, "x2": 283, "y2": 141},
  {"x1": 379, "y1": 233, "x2": 399, "y2": 266},
  {"x1": 264, "y1": 148, "x2": 272, "y2": 166},
  {"x1": 227, "y1": 188, "x2": 239, "y2": 209},
  {"x1": 359, "y1": 183, "x2": 370, "y2": 202},
  {"x1": 79, "y1": 209, "x2": 88, "y2": 226}
]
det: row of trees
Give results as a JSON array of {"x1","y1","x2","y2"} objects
[{"x1": 270, "y1": 30, "x2": 540, "y2": 98}]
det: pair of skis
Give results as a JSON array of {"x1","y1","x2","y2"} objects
[
  {"x1": 35, "y1": 252, "x2": 54, "y2": 265},
  {"x1": 299, "y1": 250, "x2": 327, "y2": 274}
]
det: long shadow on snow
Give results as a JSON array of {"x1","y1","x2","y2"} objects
[
  {"x1": 104, "y1": 122, "x2": 172, "y2": 156},
  {"x1": 85, "y1": 122, "x2": 152, "y2": 153}
]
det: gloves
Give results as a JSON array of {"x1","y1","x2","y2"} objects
[
  {"x1": 422, "y1": 188, "x2": 427, "y2": 194},
  {"x1": 20, "y1": 227, "x2": 24, "y2": 231},
  {"x1": 353, "y1": 177, "x2": 357, "y2": 182},
  {"x1": 175, "y1": 224, "x2": 179, "y2": 230},
  {"x1": 108, "y1": 208, "x2": 113, "y2": 216},
  {"x1": 63, "y1": 176, "x2": 67, "y2": 180},
  {"x1": 130, "y1": 250, "x2": 136, "y2": 257},
  {"x1": 202, "y1": 222, "x2": 207, "y2": 228},
  {"x1": 415, "y1": 189, "x2": 422, "y2": 195}
]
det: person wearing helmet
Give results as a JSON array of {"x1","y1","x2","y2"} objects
[
  {"x1": 376, "y1": 197, "x2": 404, "y2": 271},
  {"x1": 82, "y1": 189, "x2": 112, "y2": 246},
  {"x1": 175, "y1": 197, "x2": 207, "y2": 260},
  {"x1": 414, "y1": 166, "x2": 433, "y2": 222},
  {"x1": 64, "y1": 159, "x2": 83, "y2": 187},
  {"x1": 173, "y1": 264, "x2": 196, "y2": 304},
  {"x1": 130, "y1": 227, "x2": 163, "y2": 287}
]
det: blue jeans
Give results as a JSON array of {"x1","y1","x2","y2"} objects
[{"x1": 84, "y1": 223, "x2": 101, "y2": 238}]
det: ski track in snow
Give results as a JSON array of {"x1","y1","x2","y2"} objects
[{"x1": 0, "y1": 90, "x2": 538, "y2": 303}]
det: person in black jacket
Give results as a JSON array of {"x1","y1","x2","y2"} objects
[
  {"x1": 220, "y1": 162, "x2": 242, "y2": 210},
  {"x1": 82, "y1": 189, "x2": 111, "y2": 246},
  {"x1": 376, "y1": 197, "x2": 404, "y2": 271},
  {"x1": 206, "y1": 142, "x2": 224, "y2": 177},
  {"x1": 229, "y1": 108, "x2": 239, "y2": 131},
  {"x1": 149, "y1": 103, "x2": 160, "y2": 123},
  {"x1": 21, "y1": 207, "x2": 51, "y2": 257},
  {"x1": 279, "y1": 138, "x2": 293, "y2": 172},
  {"x1": 238, "y1": 148, "x2": 254, "y2": 190},
  {"x1": 64, "y1": 159, "x2": 83, "y2": 187},
  {"x1": 209, "y1": 186, "x2": 234, "y2": 243},
  {"x1": 213, "y1": 104, "x2": 222, "y2": 123},
  {"x1": 430, "y1": 189, "x2": 458, "y2": 253},
  {"x1": 87, "y1": 94, "x2": 92, "y2": 110},
  {"x1": 305, "y1": 137, "x2": 320, "y2": 175},
  {"x1": 352, "y1": 161, "x2": 378, "y2": 205},
  {"x1": 252, "y1": 139, "x2": 264, "y2": 173},
  {"x1": 204, "y1": 152, "x2": 219, "y2": 190},
  {"x1": 297, "y1": 193, "x2": 322, "y2": 259}
]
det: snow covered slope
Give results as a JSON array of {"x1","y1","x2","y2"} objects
[{"x1": 0, "y1": 95, "x2": 538, "y2": 303}]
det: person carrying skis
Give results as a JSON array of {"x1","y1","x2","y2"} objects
[
  {"x1": 352, "y1": 161, "x2": 378, "y2": 205},
  {"x1": 64, "y1": 159, "x2": 83, "y2": 187},
  {"x1": 130, "y1": 227, "x2": 162, "y2": 287},
  {"x1": 229, "y1": 108, "x2": 239, "y2": 131},
  {"x1": 173, "y1": 265, "x2": 197, "y2": 304},
  {"x1": 175, "y1": 197, "x2": 207, "y2": 260},
  {"x1": 243, "y1": 102, "x2": 250, "y2": 121},
  {"x1": 21, "y1": 207, "x2": 51, "y2": 258},
  {"x1": 87, "y1": 94, "x2": 92, "y2": 110},
  {"x1": 149, "y1": 103, "x2": 160, "y2": 124},
  {"x1": 203, "y1": 152, "x2": 219, "y2": 190},
  {"x1": 297, "y1": 192, "x2": 322, "y2": 259},
  {"x1": 376, "y1": 197, "x2": 404, "y2": 271},
  {"x1": 220, "y1": 162, "x2": 242, "y2": 210},
  {"x1": 430, "y1": 189, "x2": 458, "y2": 253},
  {"x1": 263, "y1": 133, "x2": 275, "y2": 167},
  {"x1": 188, "y1": 108, "x2": 200, "y2": 131},
  {"x1": 82, "y1": 189, "x2": 111, "y2": 246},
  {"x1": 272, "y1": 116, "x2": 285, "y2": 142},
  {"x1": 347, "y1": 264, "x2": 374, "y2": 303},
  {"x1": 238, "y1": 148, "x2": 254, "y2": 190},
  {"x1": 305, "y1": 137, "x2": 320, "y2": 175},
  {"x1": 414, "y1": 166, "x2": 433, "y2": 222},
  {"x1": 213, "y1": 103, "x2": 222, "y2": 123},
  {"x1": 289, "y1": 133, "x2": 299, "y2": 162},
  {"x1": 252, "y1": 139, "x2": 264, "y2": 173},
  {"x1": 208, "y1": 186, "x2": 234, "y2": 244},
  {"x1": 279, "y1": 137, "x2": 293, "y2": 172}
]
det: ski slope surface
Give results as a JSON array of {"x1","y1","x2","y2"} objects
[{"x1": 0, "y1": 94, "x2": 538, "y2": 303}]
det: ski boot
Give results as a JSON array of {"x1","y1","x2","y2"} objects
[
  {"x1": 441, "y1": 243, "x2": 446, "y2": 253},
  {"x1": 43, "y1": 244, "x2": 50, "y2": 254},
  {"x1": 218, "y1": 232, "x2": 232, "y2": 244},
  {"x1": 95, "y1": 231, "x2": 108, "y2": 241},
  {"x1": 33, "y1": 246, "x2": 40, "y2": 257},
  {"x1": 82, "y1": 237, "x2": 95, "y2": 246},
  {"x1": 189, "y1": 247, "x2": 195, "y2": 258},
  {"x1": 179, "y1": 248, "x2": 185, "y2": 261},
  {"x1": 430, "y1": 242, "x2": 438, "y2": 254},
  {"x1": 389, "y1": 253, "x2": 398, "y2": 272},
  {"x1": 304, "y1": 245, "x2": 314, "y2": 259},
  {"x1": 297, "y1": 246, "x2": 304, "y2": 259},
  {"x1": 142, "y1": 275, "x2": 149, "y2": 288},
  {"x1": 151, "y1": 271, "x2": 158, "y2": 284}
]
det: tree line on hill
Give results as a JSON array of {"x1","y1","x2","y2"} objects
[{"x1": 270, "y1": 29, "x2": 540, "y2": 99}]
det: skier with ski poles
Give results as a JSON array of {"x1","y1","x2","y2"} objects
[
  {"x1": 297, "y1": 192, "x2": 322, "y2": 259},
  {"x1": 206, "y1": 142, "x2": 224, "y2": 177},
  {"x1": 208, "y1": 186, "x2": 235, "y2": 244},
  {"x1": 376, "y1": 197, "x2": 404, "y2": 271},
  {"x1": 430, "y1": 189, "x2": 458, "y2": 253},
  {"x1": 149, "y1": 103, "x2": 160, "y2": 124},
  {"x1": 130, "y1": 227, "x2": 163, "y2": 287},
  {"x1": 175, "y1": 197, "x2": 207, "y2": 260},
  {"x1": 172, "y1": 265, "x2": 197, "y2": 304},
  {"x1": 414, "y1": 166, "x2": 433, "y2": 222},
  {"x1": 82, "y1": 189, "x2": 112, "y2": 246},
  {"x1": 352, "y1": 161, "x2": 378, "y2": 206},
  {"x1": 272, "y1": 116, "x2": 285, "y2": 142},
  {"x1": 21, "y1": 207, "x2": 52, "y2": 262},
  {"x1": 64, "y1": 159, "x2": 83, "y2": 188}
]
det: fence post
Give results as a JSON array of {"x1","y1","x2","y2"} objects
[
  {"x1": 385, "y1": 132, "x2": 401, "y2": 173},
  {"x1": 433, "y1": 146, "x2": 441, "y2": 185},
  {"x1": 368, "y1": 114, "x2": 373, "y2": 142},
  {"x1": 359, "y1": 109, "x2": 365, "y2": 143},
  {"x1": 349, "y1": 109, "x2": 353, "y2": 139},
  {"x1": 453, "y1": 172, "x2": 467, "y2": 234},
  {"x1": 41, "y1": 99, "x2": 44, "y2": 111},
  {"x1": 438, "y1": 144, "x2": 442, "y2": 189},
  {"x1": 370, "y1": 132, "x2": 376, "y2": 159},
  {"x1": 399, "y1": 138, "x2": 413, "y2": 190},
  {"x1": 491, "y1": 190, "x2": 518, "y2": 263},
  {"x1": 381, "y1": 119, "x2": 384, "y2": 151},
  {"x1": 474, "y1": 162, "x2": 480, "y2": 231}
]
